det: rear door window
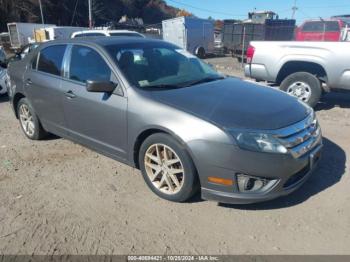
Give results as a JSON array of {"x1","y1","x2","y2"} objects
[
  {"x1": 37, "y1": 45, "x2": 66, "y2": 76},
  {"x1": 74, "y1": 33, "x2": 106, "y2": 38},
  {"x1": 302, "y1": 21, "x2": 340, "y2": 32},
  {"x1": 68, "y1": 45, "x2": 114, "y2": 83}
]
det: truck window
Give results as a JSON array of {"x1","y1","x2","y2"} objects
[
  {"x1": 302, "y1": 22, "x2": 324, "y2": 32},
  {"x1": 37, "y1": 45, "x2": 66, "y2": 76},
  {"x1": 302, "y1": 21, "x2": 340, "y2": 32},
  {"x1": 325, "y1": 21, "x2": 340, "y2": 32}
]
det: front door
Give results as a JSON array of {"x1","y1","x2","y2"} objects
[{"x1": 61, "y1": 45, "x2": 128, "y2": 160}]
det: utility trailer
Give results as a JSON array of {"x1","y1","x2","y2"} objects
[
  {"x1": 162, "y1": 17, "x2": 214, "y2": 58},
  {"x1": 7, "y1": 23, "x2": 55, "y2": 50},
  {"x1": 222, "y1": 17, "x2": 295, "y2": 60}
]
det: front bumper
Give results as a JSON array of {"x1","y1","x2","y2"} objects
[
  {"x1": 201, "y1": 144, "x2": 322, "y2": 204},
  {"x1": 188, "y1": 114, "x2": 323, "y2": 204}
]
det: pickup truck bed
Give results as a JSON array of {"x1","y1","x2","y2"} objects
[{"x1": 245, "y1": 41, "x2": 350, "y2": 107}]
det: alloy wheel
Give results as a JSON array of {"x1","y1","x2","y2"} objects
[
  {"x1": 19, "y1": 104, "x2": 35, "y2": 137},
  {"x1": 144, "y1": 144, "x2": 185, "y2": 195}
]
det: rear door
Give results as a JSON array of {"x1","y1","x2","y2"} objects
[
  {"x1": 61, "y1": 44, "x2": 128, "y2": 160},
  {"x1": 24, "y1": 45, "x2": 67, "y2": 135}
]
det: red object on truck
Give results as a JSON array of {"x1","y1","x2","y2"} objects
[{"x1": 295, "y1": 19, "x2": 344, "y2": 42}]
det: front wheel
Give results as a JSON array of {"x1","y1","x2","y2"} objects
[
  {"x1": 139, "y1": 133, "x2": 199, "y2": 202},
  {"x1": 280, "y1": 72, "x2": 322, "y2": 108},
  {"x1": 196, "y1": 47, "x2": 206, "y2": 59}
]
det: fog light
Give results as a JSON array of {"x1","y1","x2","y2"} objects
[{"x1": 237, "y1": 174, "x2": 268, "y2": 193}]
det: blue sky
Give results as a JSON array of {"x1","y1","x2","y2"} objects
[{"x1": 165, "y1": 0, "x2": 350, "y2": 24}]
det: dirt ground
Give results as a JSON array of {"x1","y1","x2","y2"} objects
[{"x1": 0, "y1": 57, "x2": 349, "y2": 255}]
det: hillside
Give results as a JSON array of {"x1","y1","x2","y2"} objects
[{"x1": 0, "y1": 0, "x2": 181, "y2": 31}]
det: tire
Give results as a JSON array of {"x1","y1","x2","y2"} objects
[
  {"x1": 139, "y1": 133, "x2": 199, "y2": 202},
  {"x1": 280, "y1": 72, "x2": 322, "y2": 108},
  {"x1": 17, "y1": 98, "x2": 47, "y2": 140},
  {"x1": 196, "y1": 47, "x2": 206, "y2": 59}
]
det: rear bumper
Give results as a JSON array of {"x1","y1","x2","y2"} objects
[{"x1": 244, "y1": 63, "x2": 270, "y2": 81}]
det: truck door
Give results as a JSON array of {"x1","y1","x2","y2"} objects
[
  {"x1": 203, "y1": 23, "x2": 214, "y2": 53},
  {"x1": 337, "y1": 42, "x2": 350, "y2": 90}
]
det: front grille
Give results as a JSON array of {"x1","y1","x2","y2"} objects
[{"x1": 274, "y1": 113, "x2": 322, "y2": 159}]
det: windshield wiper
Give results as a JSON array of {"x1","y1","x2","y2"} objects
[
  {"x1": 143, "y1": 84, "x2": 184, "y2": 89},
  {"x1": 185, "y1": 76, "x2": 225, "y2": 87}
]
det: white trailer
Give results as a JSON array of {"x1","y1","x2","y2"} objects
[
  {"x1": 7, "y1": 23, "x2": 55, "y2": 49},
  {"x1": 162, "y1": 17, "x2": 214, "y2": 58}
]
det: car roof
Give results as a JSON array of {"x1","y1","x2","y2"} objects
[
  {"x1": 38, "y1": 37, "x2": 170, "y2": 49},
  {"x1": 72, "y1": 29, "x2": 142, "y2": 34}
]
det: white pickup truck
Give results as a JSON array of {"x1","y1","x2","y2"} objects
[{"x1": 245, "y1": 41, "x2": 350, "y2": 107}]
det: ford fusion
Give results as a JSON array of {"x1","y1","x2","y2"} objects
[{"x1": 7, "y1": 38, "x2": 323, "y2": 204}]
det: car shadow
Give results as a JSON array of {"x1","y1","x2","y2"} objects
[
  {"x1": 315, "y1": 91, "x2": 350, "y2": 111},
  {"x1": 42, "y1": 133, "x2": 61, "y2": 141},
  {"x1": 218, "y1": 137, "x2": 346, "y2": 210},
  {"x1": 0, "y1": 94, "x2": 9, "y2": 103}
]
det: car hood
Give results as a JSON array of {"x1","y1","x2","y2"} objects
[{"x1": 150, "y1": 77, "x2": 310, "y2": 130}]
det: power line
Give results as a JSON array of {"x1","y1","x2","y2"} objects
[
  {"x1": 71, "y1": 0, "x2": 79, "y2": 26},
  {"x1": 301, "y1": 4, "x2": 350, "y2": 9},
  {"x1": 167, "y1": 0, "x2": 247, "y2": 17}
]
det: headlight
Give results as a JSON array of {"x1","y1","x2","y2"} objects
[{"x1": 232, "y1": 132, "x2": 288, "y2": 154}]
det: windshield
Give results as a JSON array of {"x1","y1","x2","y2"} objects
[
  {"x1": 109, "y1": 32, "x2": 143, "y2": 38},
  {"x1": 105, "y1": 42, "x2": 222, "y2": 89}
]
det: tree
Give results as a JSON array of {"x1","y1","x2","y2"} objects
[
  {"x1": 176, "y1": 9, "x2": 192, "y2": 17},
  {"x1": 0, "y1": 0, "x2": 185, "y2": 31}
]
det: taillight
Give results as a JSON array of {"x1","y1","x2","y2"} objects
[{"x1": 246, "y1": 45, "x2": 255, "y2": 64}]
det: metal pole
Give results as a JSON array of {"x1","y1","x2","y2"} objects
[
  {"x1": 38, "y1": 0, "x2": 45, "y2": 24},
  {"x1": 241, "y1": 25, "x2": 245, "y2": 67},
  {"x1": 88, "y1": 0, "x2": 92, "y2": 29},
  {"x1": 292, "y1": 0, "x2": 297, "y2": 19}
]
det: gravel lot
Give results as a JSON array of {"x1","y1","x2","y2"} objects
[{"x1": 0, "y1": 57, "x2": 349, "y2": 255}]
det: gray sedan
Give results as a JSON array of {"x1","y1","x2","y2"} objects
[{"x1": 7, "y1": 37, "x2": 323, "y2": 204}]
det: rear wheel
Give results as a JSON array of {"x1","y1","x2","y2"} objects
[
  {"x1": 280, "y1": 72, "x2": 322, "y2": 108},
  {"x1": 17, "y1": 98, "x2": 47, "y2": 140},
  {"x1": 139, "y1": 133, "x2": 199, "y2": 202}
]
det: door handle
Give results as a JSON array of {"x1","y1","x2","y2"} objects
[{"x1": 65, "y1": 90, "x2": 76, "y2": 99}]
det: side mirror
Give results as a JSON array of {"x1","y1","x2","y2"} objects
[{"x1": 86, "y1": 80, "x2": 117, "y2": 93}]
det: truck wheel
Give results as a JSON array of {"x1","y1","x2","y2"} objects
[
  {"x1": 280, "y1": 72, "x2": 322, "y2": 108},
  {"x1": 196, "y1": 47, "x2": 206, "y2": 59},
  {"x1": 17, "y1": 98, "x2": 47, "y2": 140},
  {"x1": 139, "y1": 133, "x2": 199, "y2": 202}
]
